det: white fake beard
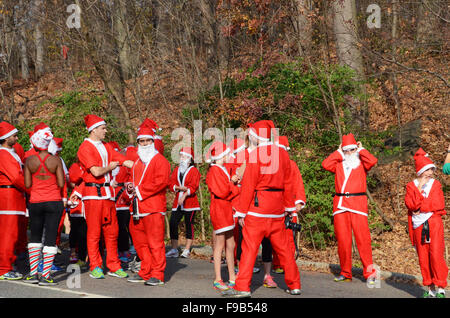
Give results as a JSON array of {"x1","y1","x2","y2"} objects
[
  {"x1": 344, "y1": 152, "x2": 361, "y2": 170},
  {"x1": 179, "y1": 159, "x2": 190, "y2": 174},
  {"x1": 137, "y1": 144, "x2": 157, "y2": 164}
]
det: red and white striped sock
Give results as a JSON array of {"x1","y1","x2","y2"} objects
[
  {"x1": 28, "y1": 243, "x2": 42, "y2": 276},
  {"x1": 42, "y1": 246, "x2": 58, "y2": 279}
]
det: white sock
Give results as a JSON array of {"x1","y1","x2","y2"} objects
[{"x1": 438, "y1": 288, "x2": 445, "y2": 294}]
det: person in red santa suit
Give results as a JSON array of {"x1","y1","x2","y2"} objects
[
  {"x1": 405, "y1": 148, "x2": 448, "y2": 298},
  {"x1": 271, "y1": 136, "x2": 306, "y2": 276},
  {"x1": 0, "y1": 122, "x2": 27, "y2": 280},
  {"x1": 205, "y1": 141, "x2": 240, "y2": 291},
  {"x1": 166, "y1": 147, "x2": 201, "y2": 259},
  {"x1": 322, "y1": 133, "x2": 378, "y2": 284},
  {"x1": 122, "y1": 126, "x2": 170, "y2": 285},
  {"x1": 70, "y1": 114, "x2": 134, "y2": 279},
  {"x1": 223, "y1": 120, "x2": 301, "y2": 298}
]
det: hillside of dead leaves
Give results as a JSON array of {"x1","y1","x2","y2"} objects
[{"x1": 1, "y1": 49, "x2": 449, "y2": 282}]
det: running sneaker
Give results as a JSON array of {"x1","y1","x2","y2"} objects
[
  {"x1": 253, "y1": 267, "x2": 260, "y2": 273},
  {"x1": 263, "y1": 275, "x2": 277, "y2": 288},
  {"x1": 366, "y1": 276, "x2": 376, "y2": 286},
  {"x1": 145, "y1": 277, "x2": 164, "y2": 286},
  {"x1": 221, "y1": 288, "x2": 251, "y2": 298},
  {"x1": 422, "y1": 291, "x2": 435, "y2": 298},
  {"x1": 127, "y1": 273, "x2": 145, "y2": 283},
  {"x1": 180, "y1": 249, "x2": 190, "y2": 258},
  {"x1": 0, "y1": 271, "x2": 23, "y2": 280},
  {"x1": 436, "y1": 292, "x2": 446, "y2": 298},
  {"x1": 271, "y1": 268, "x2": 284, "y2": 274},
  {"x1": 22, "y1": 273, "x2": 39, "y2": 284},
  {"x1": 89, "y1": 267, "x2": 105, "y2": 279},
  {"x1": 285, "y1": 288, "x2": 302, "y2": 295},
  {"x1": 334, "y1": 275, "x2": 352, "y2": 282},
  {"x1": 228, "y1": 280, "x2": 236, "y2": 288},
  {"x1": 51, "y1": 264, "x2": 63, "y2": 273},
  {"x1": 165, "y1": 248, "x2": 179, "y2": 258},
  {"x1": 213, "y1": 280, "x2": 230, "y2": 291},
  {"x1": 107, "y1": 268, "x2": 128, "y2": 278},
  {"x1": 119, "y1": 251, "x2": 131, "y2": 263},
  {"x1": 39, "y1": 274, "x2": 58, "y2": 286}
]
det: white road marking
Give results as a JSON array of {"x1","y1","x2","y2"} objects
[{"x1": 0, "y1": 280, "x2": 111, "y2": 298}]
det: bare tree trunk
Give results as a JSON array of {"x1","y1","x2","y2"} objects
[
  {"x1": 113, "y1": 0, "x2": 133, "y2": 80},
  {"x1": 33, "y1": 0, "x2": 44, "y2": 78},
  {"x1": 416, "y1": 0, "x2": 442, "y2": 48},
  {"x1": 331, "y1": 0, "x2": 366, "y2": 130},
  {"x1": 293, "y1": 0, "x2": 312, "y2": 56},
  {"x1": 17, "y1": 0, "x2": 29, "y2": 80}
]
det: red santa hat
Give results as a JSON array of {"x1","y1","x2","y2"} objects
[
  {"x1": 247, "y1": 120, "x2": 275, "y2": 142},
  {"x1": 275, "y1": 136, "x2": 290, "y2": 151},
  {"x1": 136, "y1": 126, "x2": 155, "y2": 141},
  {"x1": 0, "y1": 121, "x2": 18, "y2": 140},
  {"x1": 138, "y1": 118, "x2": 162, "y2": 133},
  {"x1": 84, "y1": 114, "x2": 106, "y2": 132},
  {"x1": 180, "y1": 147, "x2": 194, "y2": 160},
  {"x1": 54, "y1": 137, "x2": 64, "y2": 152},
  {"x1": 205, "y1": 141, "x2": 230, "y2": 163},
  {"x1": 414, "y1": 148, "x2": 436, "y2": 176},
  {"x1": 342, "y1": 133, "x2": 358, "y2": 151}
]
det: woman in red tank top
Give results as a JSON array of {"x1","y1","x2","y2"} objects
[{"x1": 22, "y1": 125, "x2": 65, "y2": 286}]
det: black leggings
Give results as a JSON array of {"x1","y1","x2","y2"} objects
[
  {"x1": 29, "y1": 201, "x2": 64, "y2": 246},
  {"x1": 69, "y1": 216, "x2": 87, "y2": 260},
  {"x1": 235, "y1": 224, "x2": 272, "y2": 263},
  {"x1": 117, "y1": 209, "x2": 131, "y2": 252},
  {"x1": 169, "y1": 208, "x2": 196, "y2": 241}
]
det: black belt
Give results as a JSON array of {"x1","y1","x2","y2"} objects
[
  {"x1": 115, "y1": 183, "x2": 125, "y2": 202},
  {"x1": 421, "y1": 220, "x2": 430, "y2": 244},
  {"x1": 85, "y1": 182, "x2": 111, "y2": 197},
  {"x1": 0, "y1": 185, "x2": 17, "y2": 189},
  {"x1": 333, "y1": 192, "x2": 366, "y2": 198},
  {"x1": 254, "y1": 188, "x2": 283, "y2": 207}
]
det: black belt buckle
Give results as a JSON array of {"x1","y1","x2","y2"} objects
[{"x1": 345, "y1": 192, "x2": 350, "y2": 199}]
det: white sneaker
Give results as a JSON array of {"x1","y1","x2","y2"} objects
[
  {"x1": 180, "y1": 249, "x2": 190, "y2": 258},
  {"x1": 165, "y1": 248, "x2": 179, "y2": 258}
]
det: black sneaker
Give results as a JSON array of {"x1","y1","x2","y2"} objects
[
  {"x1": 39, "y1": 274, "x2": 58, "y2": 286},
  {"x1": 127, "y1": 273, "x2": 145, "y2": 283},
  {"x1": 22, "y1": 273, "x2": 39, "y2": 284},
  {"x1": 145, "y1": 277, "x2": 164, "y2": 286}
]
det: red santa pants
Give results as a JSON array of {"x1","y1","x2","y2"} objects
[
  {"x1": 0, "y1": 215, "x2": 20, "y2": 275},
  {"x1": 413, "y1": 214, "x2": 448, "y2": 288},
  {"x1": 84, "y1": 200, "x2": 121, "y2": 272},
  {"x1": 129, "y1": 213, "x2": 166, "y2": 281},
  {"x1": 272, "y1": 215, "x2": 298, "y2": 270},
  {"x1": 334, "y1": 212, "x2": 375, "y2": 279},
  {"x1": 235, "y1": 215, "x2": 301, "y2": 292}
]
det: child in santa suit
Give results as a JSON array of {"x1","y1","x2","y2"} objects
[
  {"x1": 123, "y1": 126, "x2": 170, "y2": 285},
  {"x1": 271, "y1": 136, "x2": 306, "y2": 276},
  {"x1": 71, "y1": 115, "x2": 134, "y2": 279},
  {"x1": 166, "y1": 147, "x2": 201, "y2": 259},
  {"x1": 322, "y1": 133, "x2": 378, "y2": 284},
  {"x1": 206, "y1": 141, "x2": 240, "y2": 291},
  {"x1": 405, "y1": 148, "x2": 448, "y2": 298}
]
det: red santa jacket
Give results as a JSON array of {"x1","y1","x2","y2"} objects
[
  {"x1": 233, "y1": 142, "x2": 295, "y2": 219},
  {"x1": 206, "y1": 164, "x2": 239, "y2": 224},
  {"x1": 68, "y1": 162, "x2": 85, "y2": 217},
  {"x1": 126, "y1": 153, "x2": 170, "y2": 216},
  {"x1": 77, "y1": 138, "x2": 127, "y2": 201},
  {"x1": 169, "y1": 165, "x2": 201, "y2": 212},
  {"x1": 0, "y1": 147, "x2": 27, "y2": 215},
  {"x1": 322, "y1": 148, "x2": 377, "y2": 217},
  {"x1": 404, "y1": 178, "x2": 446, "y2": 246}
]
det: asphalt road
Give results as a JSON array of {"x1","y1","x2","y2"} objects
[{"x1": 0, "y1": 253, "x2": 424, "y2": 299}]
